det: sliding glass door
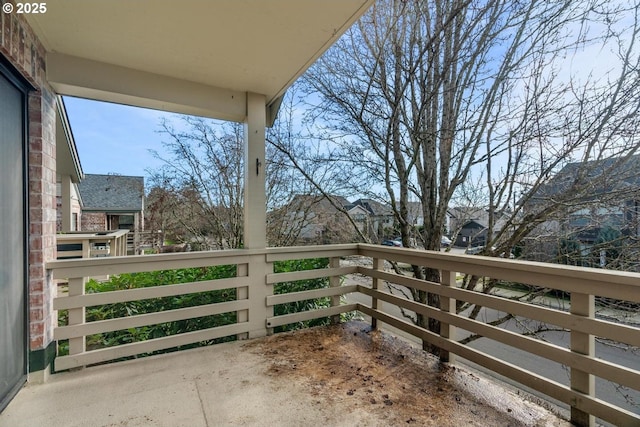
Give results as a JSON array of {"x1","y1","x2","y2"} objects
[{"x1": 0, "y1": 61, "x2": 28, "y2": 411}]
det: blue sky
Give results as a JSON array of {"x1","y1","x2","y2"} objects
[
  {"x1": 62, "y1": 8, "x2": 627, "y2": 189},
  {"x1": 64, "y1": 97, "x2": 176, "y2": 179}
]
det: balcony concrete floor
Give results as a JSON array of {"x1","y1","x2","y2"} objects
[{"x1": 0, "y1": 322, "x2": 569, "y2": 427}]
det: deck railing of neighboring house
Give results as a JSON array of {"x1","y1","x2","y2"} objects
[
  {"x1": 46, "y1": 244, "x2": 640, "y2": 427},
  {"x1": 56, "y1": 230, "x2": 130, "y2": 260}
]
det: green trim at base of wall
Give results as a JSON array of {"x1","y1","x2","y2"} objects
[{"x1": 29, "y1": 341, "x2": 56, "y2": 373}]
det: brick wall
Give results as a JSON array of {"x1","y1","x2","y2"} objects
[
  {"x1": 81, "y1": 212, "x2": 107, "y2": 231},
  {"x1": 1, "y1": 2, "x2": 58, "y2": 355}
]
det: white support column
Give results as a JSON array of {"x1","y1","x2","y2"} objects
[
  {"x1": 243, "y1": 92, "x2": 267, "y2": 249},
  {"x1": 60, "y1": 174, "x2": 73, "y2": 232},
  {"x1": 243, "y1": 93, "x2": 271, "y2": 338}
]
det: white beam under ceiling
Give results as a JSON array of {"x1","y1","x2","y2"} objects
[{"x1": 47, "y1": 53, "x2": 248, "y2": 122}]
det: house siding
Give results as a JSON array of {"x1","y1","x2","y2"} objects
[
  {"x1": 2, "y1": 3, "x2": 58, "y2": 363},
  {"x1": 56, "y1": 182, "x2": 82, "y2": 232}
]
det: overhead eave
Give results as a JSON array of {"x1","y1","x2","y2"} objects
[
  {"x1": 46, "y1": 53, "x2": 247, "y2": 123},
  {"x1": 26, "y1": 0, "x2": 373, "y2": 123},
  {"x1": 55, "y1": 96, "x2": 84, "y2": 183}
]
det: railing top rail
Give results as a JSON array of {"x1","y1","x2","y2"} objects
[
  {"x1": 48, "y1": 244, "x2": 360, "y2": 270},
  {"x1": 47, "y1": 244, "x2": 360, "y2": 279},
  {"x1": 47, "y1": 248, "x2": 266, "y2": 279},
  {"x1": 266, "y1": 244, "x2": 359, "y2": 262},
  {"x1": 265, "y1": 243, "x2": 359, "y2": 254},
  {"x1": 358, "y1": 243, "x2": 640, "y2": 288},
  {"x1": 56, "y1": 229, "x2": 130, "y2": 239},
  {"x1": 47, "y1": 248, "x2": 262, "y2": 270},
  {"x1": 47, "y1": 242, "x2": 640, "y2": 294}
]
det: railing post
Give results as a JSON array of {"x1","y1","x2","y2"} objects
[
  {"x1": 329, "y1": 257, "x2": 341, "y2": 324},
  {"x1": 439, "y1": 269, "x2": 456, "y2": 363},
  {"x1": 67, "y1": 276, "x2": 87, "y2": 367},
  {"x1": 570, "y1": 292, "x2": 595, "y2": 427},
  {"x1": 246, "y1": 253, "x2": 273, "y2": 339},
  {"x1": 134, "y1": 229, "x2": 140, "y2": 256},
  {"x1": 371, "y1": 257, "x2": 382, "y2": 329},
  {"x1": 82, "y1": 239, "x2": 90, "y2": 259},
  {"x1": 236, "y1": 263, "x2": 249, "y2": 340}
]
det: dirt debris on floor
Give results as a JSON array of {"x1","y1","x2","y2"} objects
[{"x1": 245, "y1": 321, "x2": 569, "y2": 427}]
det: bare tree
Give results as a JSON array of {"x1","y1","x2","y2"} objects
[
  {"x1": 147, "y1": 96, "x2": 352, "y2": 249},
  {"x1": 267, "y1": 86, "x2": 372, "y2": 244},
  {"x1": 145, "y1": 183, "x2": 191, "y2": 248},
  {"x1": 147, "y1": 118, "x2": 244, "y2": 249},
  {"x1": 278, "y1": 0, "x2": 640, "y2": 353}
]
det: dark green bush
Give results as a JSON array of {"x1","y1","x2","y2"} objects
[
  {"x1": 272, "y1": 258, "x2": 332, "y2": 332},
  {"x1": 58, "y1": 265, "x2": 238, "y2": 357},
  {"x1": 57, "y1": 259, "x2": 340, "y2": 357}
]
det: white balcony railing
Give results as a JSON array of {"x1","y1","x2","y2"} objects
[
  {"x1": 56, "y1": 230, "x2": 129, "y2": 259},
  {"x1": 46, "y1": 243, "x2": 640, "y2": 427}
]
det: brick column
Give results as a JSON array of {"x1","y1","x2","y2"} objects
[
  {"x1": 2, "y1": 5, "x2": 59, "y2": 380},
  {"x1": 28, "y1": 87, "x2": 58, "y2": 379}
]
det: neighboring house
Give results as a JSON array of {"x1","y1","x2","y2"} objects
[
  {"x1": 55, "y1": 182, "x2": 82, "y2": 232},
  {"x1": 346, "y1": 204, "x2": 371, "y2": 234},
  {"x1": 274, "y1": 194, "x2": 353, "y2": 244},
  {"x1": 449, "y1": 207, "x2": 487, "y2": 247},
  {"x1": 277, "y1": 195, "x2": 403, "y2": 244},
  {"x1": 347, "y1": 198, "x2": 395, "y2": 239},
  {"x1": 524, "y1": 155, "x2": 640, "y2": 266},
  {"x1": 54, "y1": 109, "x2": 137, "y2": 259},
  {"x1": 274, "y1": 195, "x2": 398, "y2": 244},
  {"x1": 449, "y1": 207, "x2": 509, "y2": 247},
  {"x1": 77, "y1": 174, "x2": 145, "y2": 254},
  {"x1": 55, "y1": 97, "x2": 84, "y2": 232},
  {"x1": 455, "y1": 219, "x2": 489, "y2": 247}
]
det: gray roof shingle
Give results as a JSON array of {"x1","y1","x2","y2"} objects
[
  {"x1": 351, "y1": 198, "x2": 393, "y2": 216},
  {"x1": 534, "y1": 154, "x2": 640, "y2": 200},
  {"x1": 78, "y1": 174, "x2": 144, "y2": 212}
]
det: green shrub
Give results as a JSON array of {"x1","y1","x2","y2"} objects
[
  {"x1": 58, "y1": 266, "x2": 238, "y2": 358},
  {"x1": 57, "y1": 259, "x2": 349, "y2": 359},
  {"x1": 272, "y1": 258, "x2": 332, "y2": 332}
]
